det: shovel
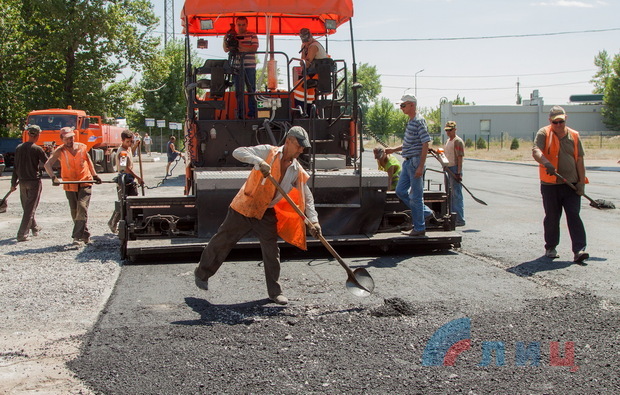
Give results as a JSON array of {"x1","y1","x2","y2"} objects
[
  {"x1": 0, "y1": 189, "x2": 14, "y2": 213},
  {"x1": 266, "y1": 174, "x2": 375, "y2": 297},
  {"x1": 428, "y1": 148, "x2": 487, "y2": 206},
  {"x1": 554, "y1": 171, "x2": 615, "y2": 209}
]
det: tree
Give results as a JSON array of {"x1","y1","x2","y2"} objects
[
  {"x1": 6, "y1": 0, "x2": 158, "y2": 124},
  {"x1": 365, "y1": 97, "x2": 407, "y2": 141},
  {"x1": 128, "y1": 40, "x2": 196, "y2": 133},
  {"x1": 591, "y1": 50, "x2": 612, "y2": 95},
  {"x1": 346, "y1": 63, "x2": 381, "y2": 112}
]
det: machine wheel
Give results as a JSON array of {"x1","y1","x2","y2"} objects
[{"x1": 104, "y1": 150, "x2": 116, "y2": 173}]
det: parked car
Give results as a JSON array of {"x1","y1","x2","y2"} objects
[{"x1": 0, "y1": 153, "x2": 5, "y2": 175}]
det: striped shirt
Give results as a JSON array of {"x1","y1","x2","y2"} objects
[
  {"x1": 401, "y1": 114, "x2": 431, "y2": 159},
  {"x1": 236, "y1": 32, "x2": 258, "y2": 68}
]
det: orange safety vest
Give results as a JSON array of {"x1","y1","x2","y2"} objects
[
  {"x1": 59, "y1": 142, "x2": 93, "y2": 192},
  {"x1": 539, "y1": 126, "x2": 585, "y2": 184},
  {"x1": 230, "y1": 147, "x2": 310, "y2": 250},
  {"x1": 292, "y1": 75, "x2": 317, "y2": 104}
]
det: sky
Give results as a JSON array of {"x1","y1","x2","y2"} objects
[{"x1": 152, "y1": 0, "x2": 619, "y2": 109}]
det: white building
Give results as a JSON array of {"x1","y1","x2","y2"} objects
[{"x1": 439, "y1": 90, "x2": 611, "y2": 141}]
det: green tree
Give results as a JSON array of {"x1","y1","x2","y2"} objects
[
  {"x1": 346, "y1": 63, "x2": 381, "y2": 112},
  {"x1": 128, "y1": 40, "x2": 196, "y2": 133},
  {"x1": 591, "y1": 50, "x2": 612, "y2": 95},
  {"x1": 0, "y1": 0, "x2": 32, "y2": 135},
  {"x1": 16, "y1": 0, "x2": 158, "y2": 117},
  {"x1": 365, "y1": 97, "x2": 407, "y2": 141}
]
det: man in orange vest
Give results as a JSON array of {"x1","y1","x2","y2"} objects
[
  {"x1": 532, "y1": 106, "x2": 588, "y2": 264},
  {"x1": 194, "y1": 126, "x2": 321, "y2": 305},
  {"x1": 44, "y1": 127, "x2": 102, "y2": 245}
]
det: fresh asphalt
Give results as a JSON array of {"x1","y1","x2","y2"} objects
[{"x1": 69, "y1": 157, "x2": 620, "y2": 393}]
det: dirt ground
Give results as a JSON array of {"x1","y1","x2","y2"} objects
[{"x1": 0, "y1": 153, "x2": 182, "y2": 394}]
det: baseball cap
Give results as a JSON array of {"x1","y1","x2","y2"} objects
[
  {"x1": 299, "y1": 28, "x2": 311, "y2": 42},
  {"x1": 549, "y1": 105, "x2": 566, "y2": 121},
  {"x1": 401, "y1": 94, "x2": 417, "y2": 104},
  {"x1": 27, "y1": 124, "x2": 41, "y2": 136},
  {"x1": 287, "y1": 126, "x2": 311, "y2": 148},
  {"x1": 373, "y1": 147, "x2": 385, "y2": 159},
  {"x1": 444, "y1": 121, "x2": 457, "y2": 131},
  {"x1": 59, "y1": 127, "x2": 75, "y2": 139}
]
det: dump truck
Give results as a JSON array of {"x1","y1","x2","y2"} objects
[
  {"x1": 25, "y1": 107, "x2": 124, "y2": 173},
  {"x1": 118, "y1": 0, "x2": 461, "y2": 260}
]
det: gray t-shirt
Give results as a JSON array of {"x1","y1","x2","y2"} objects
[{"x1": 534, "y1": 127, "x2": 584, "y2": 185}]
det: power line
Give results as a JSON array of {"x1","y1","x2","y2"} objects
[
  {"x1": 333, "y1": 27, "x2": 620, "y2": 42},
  {"x1": 381, "y1": 69, "x2": 597, "y2": 79},
  {"x1": 383, "y1": 81, "x2": 590, "y2": 92}
]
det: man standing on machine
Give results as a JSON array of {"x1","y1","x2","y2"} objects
[
  {"x1": 532, "y1": 105, "x2": 589, "y2": 264},
  {"x1": 223, "y1": 16, "x2": 258, "y2": 119}
]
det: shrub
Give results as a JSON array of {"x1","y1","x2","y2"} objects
[
  {"x1": 510, "y1": 138, "x2": 520, "y2": 150},
  {"x1": 476, "y1": 136, "x2": 487, "y2": 149},
  {"x1": 432, "y1": 136, "x2": 441, "y2": 146},
  {"x1": 465, "y1": 138, "x2": 473, "y2": 148}
]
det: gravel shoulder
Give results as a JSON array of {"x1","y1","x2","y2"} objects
[{"x1": 0, "y1": 154, "x2": 179, "y2": 394}]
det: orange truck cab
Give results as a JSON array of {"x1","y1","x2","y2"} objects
[{"x1": 25, "y1": 107, "x2": 124, "y2": 173}]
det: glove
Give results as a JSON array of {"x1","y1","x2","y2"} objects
[
  {"x1": 52, "y1": 176, "x2": 60, "y2": 186},
  {"x1": 308, "y1": 222, "x2": 322, "y2": 239},
  {"x1": 575, "y1": 182, "x2": 585, "y2": 196},
  {"x1": 93, "y1": 175, "x2": 102, "y2": 184},
  {"x1": 258, "y1": 161, "x2": 271, "y2": 178},
  {"x1": 543, "y1": 162, "x2": 556, "y2": 176},
  {"x1": 454, "y1": 173, "x2": 462, "y2": 182}
]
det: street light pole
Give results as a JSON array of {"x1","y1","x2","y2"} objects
[{"x1": 414, "y1": 69, "x2": 425, "y2": 97}]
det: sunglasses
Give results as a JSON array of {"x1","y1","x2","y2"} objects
[
  {"x1": 400, "y1": 103, "x2": 409, "y2": 108},
  {"x1": 551, "y1": 119, "x2": 565, "y2": 125}
]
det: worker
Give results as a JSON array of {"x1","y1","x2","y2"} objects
[
  {"x1": 132, "y1": 132, "x2": 141, "y2": 157},
  {"x1": 10, "y1": 125, "x2": 48, "y2": 242},
  {"x1": 443, "y1": 121, "x2": 466, "y2": 227},
  {"x1": 166, "y1": 135, "x2": 186, "y2": 177},
  {"x1": 293, "y1": 28, "x2": 329, "y2": 113},
  {"x1": 385, "y1": 95, "x2": 434, "y2": 237},
  {"x1": 44, "y1": 127, "x2": 102, "y2": 245},
  {"x1": 143, "y1": 133, "x2": 152, "y2": 156},
  {"x1": 108, "y1": 130, "x2": 144, "y2": 233},
  {"x1": 532, "y1": 106, "x2": 589, "y2": 264},
  {"x1": 194, "y1": 126, "x2": 322, "y2": 305},
  {"x1": 224, "y1": 16, "x2": 258, "y2": 119},
  {"x1": 373, "y1": 147, "x2": 401, "y2": 191}
]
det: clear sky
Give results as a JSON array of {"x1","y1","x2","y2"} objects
[{"x1": 154, "y1": 0, "x2": 619, "y2": 109}]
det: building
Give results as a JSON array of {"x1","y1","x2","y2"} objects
[{"x1": 439, "y1": 90, "x2": 611, "y2": 142}]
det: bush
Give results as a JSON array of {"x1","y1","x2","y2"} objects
[
  {"x1": 476, "y1": 136, "x2": 487, "y2": 149},
  {"x1": 465, "y1": 138, "x2": 473, "y2": 148},
  {"x1": 432, "y1": 136, "x2": 441, "y2": 146},
  {"x1": 510, "y1": 138, "x2": 520, "y2": 150}
]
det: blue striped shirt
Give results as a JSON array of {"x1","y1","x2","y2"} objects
[{"x1": 401, "y1": 114, "x2": 431, "y2": 159}]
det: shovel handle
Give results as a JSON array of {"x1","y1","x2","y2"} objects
[
  {"x1": 57, "y1": 180, "x2": 116, "y2": 184},
  {"x1": 553, "y1": 171, "x2": 600, "y2": 208},
  {"x1": 265, "y1": 174, "x2": 366, "y2": 283}
]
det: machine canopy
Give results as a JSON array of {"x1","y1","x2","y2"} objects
[{"x1": 181, "y1": 0, "x2": 354, "y2": 36}]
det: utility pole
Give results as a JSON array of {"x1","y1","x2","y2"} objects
[
  {"x1": 516, "y1": 78, "x2": 522, "y2": 105},
  {"x1": 164, "y1": 0, "x2": 175, "y2": 47}
]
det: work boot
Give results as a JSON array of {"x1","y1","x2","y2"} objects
[
  {"x1": 545, "y1": 248, "x2": 559, "y2": 259},
  {"x1": 194, "y1": 269, "x2": 209, "y2": 291},
  {"x1": 573, "y1": 250, "x2": 589, "y2": 265},
  {"x1": 402, "y1": 229, "x2": 425, "y2": 237},
  {"x1": 31, "y1": 226, "x2": 42, "y2": 236},
  {"x1": 17, "y1": 235, "x2": 30, "y2": 242},
  {"x1": 72, "y1": 238, "x2": 83, "y2": 246},
  {"x1": 269, "y1": 294, "x2": 288, "y2": 305}
]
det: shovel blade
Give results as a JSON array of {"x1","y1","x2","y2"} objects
[{"x1": 345, "y1": 268, "x2": 375, "y2": 297}]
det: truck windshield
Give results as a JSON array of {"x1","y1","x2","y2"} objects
[{"x1": 27, "y1": 115, "x2": 78, "y2": 130}]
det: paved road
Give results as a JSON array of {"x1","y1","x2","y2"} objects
[{"x1": 69, "y1": 158, "x2": 620, "y2": 393}]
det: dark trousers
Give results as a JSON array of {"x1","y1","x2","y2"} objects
[
  {"x1": 234, "y1": 67, "x2": 257, "y2": 118},
  {"x1": 541, "y1": 183, "x2": 586, "y2": 253},
  {"x1": 195, "y1": 207, "x2": 282, "y2": 298},
  {"x1": 66, "y1": 186, "x2": 92, "y2": 240},
  {"x1": 17, "y1": 180, "x2": 42, "y2": 239}
]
